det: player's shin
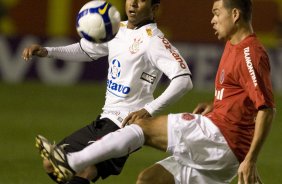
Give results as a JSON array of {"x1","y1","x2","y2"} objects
[{"x1": 68, "y1": 124, "x2": 145, "y2": 172}]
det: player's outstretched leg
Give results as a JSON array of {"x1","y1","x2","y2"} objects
[{"x1": 35, "y1": 135, "x2": 75, "y2": 183}]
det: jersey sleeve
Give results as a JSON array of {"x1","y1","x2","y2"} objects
[
  {"x1": 46, "y1": 43, "x2": 92, "y2": 62},
  {"x1": 237, "y1": 46, "x2": 275, "y2": 109},
  {"x1": 80, "y1": 38, "x2": 109, "y2": 60},
  {"x1": 146, "y1": 36, "x2": 191, "y2": 79}
]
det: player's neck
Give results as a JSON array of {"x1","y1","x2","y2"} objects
[
  {"x1": 229, "y1": 23, "x2": 254, "y2": 45},
  {"x1": 127, "y1": 19, "x2": 155, "y2": 29}
]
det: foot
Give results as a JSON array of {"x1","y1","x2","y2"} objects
[
  {"x1": 35, "y1": 135, "x2": 53, "y2": 160},
  {"x1": 35, "y1": 135, "x2": 75, "y2": 183}
]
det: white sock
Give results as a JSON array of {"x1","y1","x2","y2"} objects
[{"x1": 67, "y1": 124, "x2": 145, "y2": 172}]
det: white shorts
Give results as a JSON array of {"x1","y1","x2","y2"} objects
[{"x1": 157, "y1": 113, "x2": 239, "y2": 184}]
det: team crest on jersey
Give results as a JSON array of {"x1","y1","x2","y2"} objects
[
  {"x1": 146, "y1": 28, "x2": 153, "y2": 37},
  {"x1": 219, "y1": 69, "x2": 225, "y2": 84},
  {"x1": 182, "y1": 113, "x2": 195, "y2": 121},
  {"x1": 108, "y1": 59, "x2": 131, "y2": 97},
  {"x1": 110, "y1": 59, "x2": 121, "y2": 79},
  {"x1": 129, "y1": 38, "x2": 143, "y2": 54}
]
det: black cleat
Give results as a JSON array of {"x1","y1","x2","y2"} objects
[{"x1": 35, "y1": 135, "x2": 75, "y2": 183}]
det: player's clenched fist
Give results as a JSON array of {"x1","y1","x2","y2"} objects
[{"x1": 22, "y1": 44, "x2": 48, "y2": 61}]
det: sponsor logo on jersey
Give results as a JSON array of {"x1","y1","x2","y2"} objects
[
  {"x1": 107, "y1": 59, "x2": 131, "y2": 97},
  {"x1": 107, "y1": 79, "x2": 131, "y2": 96},
  {"x1": 220, "y1": 69, "x2": 225, "y2": 84},
  {"x1": 140, "y1": 72, "x2": 156, "y2": 84},
  {"x1": 182, "y1": 113, "x2": 195, "y2": 121},
  {"x1": 244, "y1": 47, "x2": 258, "y2": 87},
  {"x1": 159, "y1": 36, "x2": 187, "y2": 69},
  {"x1": 129, "y1": 38, "x2": 143, "y2": 54},
  {"x1": 215, "y1": 88, "x2": 225, "y2": 100},
  {"x1": 110, "y1": 59, "x2": 121, "y2": 79}
]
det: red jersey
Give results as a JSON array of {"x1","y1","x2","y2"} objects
[{"x1": 206, "y1": 34, "x2": 275, "y2": 162}]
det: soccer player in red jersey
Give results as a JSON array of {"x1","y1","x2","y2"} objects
[{"x1": 40, "y1": 0, "x2": 275, "y2": 183}]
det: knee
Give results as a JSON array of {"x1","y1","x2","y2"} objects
[
  {"x1": 136, "y1": 164, "x2": 174, "y2": 184},
  {"x1": 43, "y1": 159, "x2": 53, "y2": 173},
  {"x1": 136, "y1": 168, "x2": 154, "y2": 184}
]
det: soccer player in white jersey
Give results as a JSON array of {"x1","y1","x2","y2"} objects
[
  {"x1": 22, "y1": 0, "x2": 192, "y2": 183},
  {"x1": 39, "y1": 0, "x2": 275, "y2": 183}
]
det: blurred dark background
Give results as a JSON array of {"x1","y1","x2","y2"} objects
[
  {"x1": 2, "y1": 0, "x2": 280, "y2": 44},
  {"x1": 0, "y1": 0, "x2": 281, "y2": 90}
]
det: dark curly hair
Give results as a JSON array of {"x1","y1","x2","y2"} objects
[{"x1": 152, "y1": 0, "x2": 160, "y2": 5}]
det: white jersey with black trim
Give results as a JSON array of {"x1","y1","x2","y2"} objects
[{"x1": 80, "y1": 21, "x2": 191, "y2": 126}]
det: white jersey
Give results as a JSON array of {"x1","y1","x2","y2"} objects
[{"x1": 78, "y1": 22, "x2": 191, "y2": 125}]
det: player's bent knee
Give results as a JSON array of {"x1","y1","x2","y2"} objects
[
  {"x1": 136, "y1": 169, "x2": 154, "y2": 184},
  {"x1": 136, "y1": 164, "x2": 174, "y2": 184},
  {"x1": 43, "y1": 159, "x2": 54, "y2": 173}
]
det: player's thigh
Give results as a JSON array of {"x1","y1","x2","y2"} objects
[
  {"x1": 136, "y1": 115, "x2": 168, "y2": 151},
  {"x1": 137, "y1": 164, "x2": 174, "y2": 184}
]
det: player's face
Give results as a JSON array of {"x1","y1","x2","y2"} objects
[
  {"x1": 211, "y1": 0, "x2": 235, "y2": 40},
  {"x1": 125, "y1": 0, "x2": 155, "y2": 29}
]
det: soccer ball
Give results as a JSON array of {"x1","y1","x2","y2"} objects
[{"x1": 76, "y1": 0, "x2": 121, "y2": 43}]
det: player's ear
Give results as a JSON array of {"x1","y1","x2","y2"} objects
[{"x1": 232, "y1": 8, "x2": 240, "y2": 23}]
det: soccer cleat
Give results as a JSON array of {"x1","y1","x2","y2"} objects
[
  {"x1": 35, "y1": 135, "x2": 54, "y2": 160},
  {"x1": 35, "y1": 135, "x2": 75, "y2": 183},
  {"x1": 49, "y1": 143, "x2": 75, "y2": 183}
]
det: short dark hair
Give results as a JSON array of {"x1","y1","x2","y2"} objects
[
  {"x1": 222, "y1": 0, "x2": 252, "y2": 21},
  {"x1": 152, "y1": 0, "x2": 160, "y2": 5}
]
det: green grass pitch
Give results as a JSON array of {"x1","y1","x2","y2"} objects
[{"x1": 0, "y1": 81, "x2": 281, "y2": 184}]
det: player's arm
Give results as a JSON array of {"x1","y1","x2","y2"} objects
[
  {"x1": 143, "y1": 36, "x2": 193, "y2": 115},
  {"x1": 238, "y1": 107, "x2": 274, "y2": 184},
  {"x1": 22, "y1": 42, "x2": 91, "y2": 62},
  {"x1": 22, "y1": 38, "x2": 108, "y2": 62},
  {"x1": 237, "y1": 49, "x2": 275, "y2": 184},
  {"x1": 144, "y1": 74, "x2": 192, "y2": 115},
  {"x1": 122, "y1": 75, "x2": 192, "y2": 127}
]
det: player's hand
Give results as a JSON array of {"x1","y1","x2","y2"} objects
[
  {"x1": 192, "y1": 102, "x2": 213, "y2": 115},
  {"x1": 238, "y1": 160, "x2": 263, "y2": 184},
  {"x1": 122, "y1": 108, "x2": 152, "y2": 127},
  {"x1": 22, "y1": 44, "x2": 48, "y2": 62}
]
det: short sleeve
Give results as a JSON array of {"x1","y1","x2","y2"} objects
[
  {"x1": 146, "y1": 36, "x2": 191, "y2": 79},
  {"x1": 238, "y1": 46, "x2": 275, "y2": 109}
]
